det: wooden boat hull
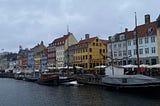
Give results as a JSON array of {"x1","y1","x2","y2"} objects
[{"x1": 37, "y1": 74, "x2": 59, "y2": 86}]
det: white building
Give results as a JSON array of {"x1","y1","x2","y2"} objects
[
  {"x1": 107, "y1": 29, "x2": 132, "y2": 65},
  {"x1": 107, "y1": 14, "x2": 160, "y2": 65},
  {"x1": 52, "y1": 32, "x2": 78, "y2": 67}
]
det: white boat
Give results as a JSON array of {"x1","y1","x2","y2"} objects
[
  {"x1": 101, "y1": 74, "x2": 160, "y2": 91},
  {"x1": 61, "y1": 80, "x2": 78, "y2": 86},
  {"x1": 102, "y1": 65, "x2": 160, "y2": 90}
]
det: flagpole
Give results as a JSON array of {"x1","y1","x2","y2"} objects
[{"x1": 135, "y1": 12, "x2": 140, "y2": 73}]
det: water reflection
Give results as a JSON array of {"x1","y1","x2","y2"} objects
[{"x1": 0, "y1": 78, "x2": 160, "y2": 106}]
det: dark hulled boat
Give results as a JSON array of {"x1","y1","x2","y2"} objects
[
  {"x1": 58, "y1": 76, "x2": 76, "y2": 84},
  {"x1": 101, "y1": 74, "x2": 160, "y2": 92},
  {"x1": 36, "y1": 73, "x2": 59, "y2": 86},
  {"x1": 77, "y1": 74, "x2": 160, "y2": 93}
]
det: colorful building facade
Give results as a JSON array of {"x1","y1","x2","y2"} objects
[
  {"x1": 107, "y1": 14, "x2": 160, "y2": 65},
  {"x1": 73, "y1": 34, "x2": 107, "y2": 71},
  {"x1": 52, "y1": 32, "x2": 78, "y2": 67}
]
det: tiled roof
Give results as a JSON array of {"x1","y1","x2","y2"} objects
[
  {"x1": 78, "y1": 37, "x2": 97, "y2": 44},
  {"x1": 125, "y1": 31, "x2": 134, "y2": 40},
  {"x1": 136, "y1": 21, "x2": 157, "y2": 38},
  {"x1": 126, "y1": 21, "x2": 157, "y2": 40},
  {"x1": 53, "y1": 35, "x2": 69, "y2": 43},
  {"x1": 108, "y1": 30, "x2": 133, "y2": 42},
  {"x1": 101, "y1": 39, "x2": 107, "y2": 45},
  {"x1": 109, "y1": 21, "x2": 157, "y2": 41}
]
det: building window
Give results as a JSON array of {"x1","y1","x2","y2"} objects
[
  {"x1": 139, "y1": 49, "x2": 143, "y2": 54},
  {"x1": 134, "y1": 49, "x2": 136, "y2": 55},
  {"x1": 151, "y1": 47, "x2": 156, "y2": 53},
  {"x1": 128, "y1": 50, "x2": 131, "y2": 56},
  {"x1": 151, "y1": 36, "x2": 155, "y2": 43},
  {"x1": 99, "y1": 43, "x2": 102, "y2": 46},
  {"x1": 114, "y1": 44, "x2": 117, "y2": 48},
  {"x1": 148, "y1": 27, "x2": 153, "y2": 35},
  {"x1": 145, "y1": 48, "x2": 149, "y2": 54},
  {"x1": 86, "y1": 55, "x2": 88, "y2": 59},
  {"x1": 145, "y1": 37, "x2": 148, "y2": 43},
  {"x1": 123, "y1": 43, "x2": 126, "y2": 47},
  {"x1": 119, "y1": 51, "x2": 122, "y2": 56},
  {"x1": 89, "y1": 55, "x2": 92, "y2": 59},
  {"x1": 133, "y1": 39, "x2": 136, "y2": 45},
  {"x1": 120, "y1": 34, "x2": 125, "y2": 40},
  {"x1": 114, "y1": 52, "x2": 117, "y2": 57},
  {"x1": 93, "y1": 42, "x2": 95, "y2": 46},
  {"x1": 118, "y1": 43, "x2": 121, "y2": 48},
  {"x1": 89, "y1": 48, "x2": 92, "y2": 52},
  {"x1": 123, "y1": 51, "x2": 127, "y2": 56},
  {"x1": 139, "y1": 38, "x2": 143, "y2": 44},
  {"x1": 103, "y1": 49, "x2": 105, "y2": 53},
  {"x1": 99, "y1": 49, "x2": 102, "y2": 53},
  {"x1": 86, "y1": 48, "x2": 88, "y2": 52},
  {"x1": 128, "y1": 41, "x2": 131, "y2": 46}
]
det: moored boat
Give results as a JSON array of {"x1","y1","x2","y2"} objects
[
  {"x1": 58, "y1": 76, "x2": 76, "y2": 84},
  {"x1": 101, "y1": 74, "x2": 160, "y2": 91},
  {"x1": 14, "y1": 71, "x2": 25, "y2": 80},
  {"x1": 36, "y1": 73, "x2": 59, "y2": 86}
]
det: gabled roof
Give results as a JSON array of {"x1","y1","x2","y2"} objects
[
  {"x1": 53, "y1": 35, "x2": 69, "y2": 43},
  {"x1": 110, "y1": 21, "x2": 157, "y2": 41},
  {"x1": 108, "y1": 30, "x2": 133, "y2": 42},
  {"x1": 78, "y1": 37, "x2": 97, "y2": 44},
  {"x1": 136, "y1": 21, "x2": 157, "y2": 38}
]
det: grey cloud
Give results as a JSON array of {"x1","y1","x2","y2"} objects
[{"x1": 0, "y1": 0, "x2": 159, "y2": 52}]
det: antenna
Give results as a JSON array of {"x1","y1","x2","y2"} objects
[{"x1": 67, "y1": 25, "x2": 69, "y2": 33}]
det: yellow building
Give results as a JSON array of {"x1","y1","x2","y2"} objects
[
  {"x1": 31, "y1": 41, "x2": 47, "y2": 69},
  {"x1": 73, "y1": 34, "x2": 107, "y2": 71}
]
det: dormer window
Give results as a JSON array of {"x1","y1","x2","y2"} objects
[
  {"x1": 120, "y1": 34, "x2": 125, "y2": 40},
  {"x1": 111, "y1": 36, "x2": 115, "y2": 42},
  {"x1": 147, "y1": 27, "x2": 153, "y2": 35},
  {"x1": 133, "y1": 31, "x2": 137, "y2": 38}
]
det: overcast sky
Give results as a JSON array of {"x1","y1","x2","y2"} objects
[{"x1": 0, "y1": 0, "x2": 159, "y2": 53}]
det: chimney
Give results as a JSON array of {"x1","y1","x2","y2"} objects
[
  {"x1": 40, "y1": 41, "x2": 43, "y2": 45},
  {"x1": 125, "y1": 28, "x2": 128, "y2": 32},
  {"x1": 145, "y1": 14, "x2": 150, "y2": 24},
  {"x1": 85, "y1": 34, "x2": 90, "y2": 39}
]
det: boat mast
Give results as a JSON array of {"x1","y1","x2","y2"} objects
[
  {"x1": 135, "y1": 12, "x2": 140, "y2": 72},
  {"x1": 110, "y1": 38, "x2": 114, "y2": 76},
  {"x1": 67, "y1": 25, "x2": 70, "y2": 76}
]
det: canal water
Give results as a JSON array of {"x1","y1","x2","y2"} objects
[{"x1": 0, "y1": 78, "x2": 160, "y2": 106}]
